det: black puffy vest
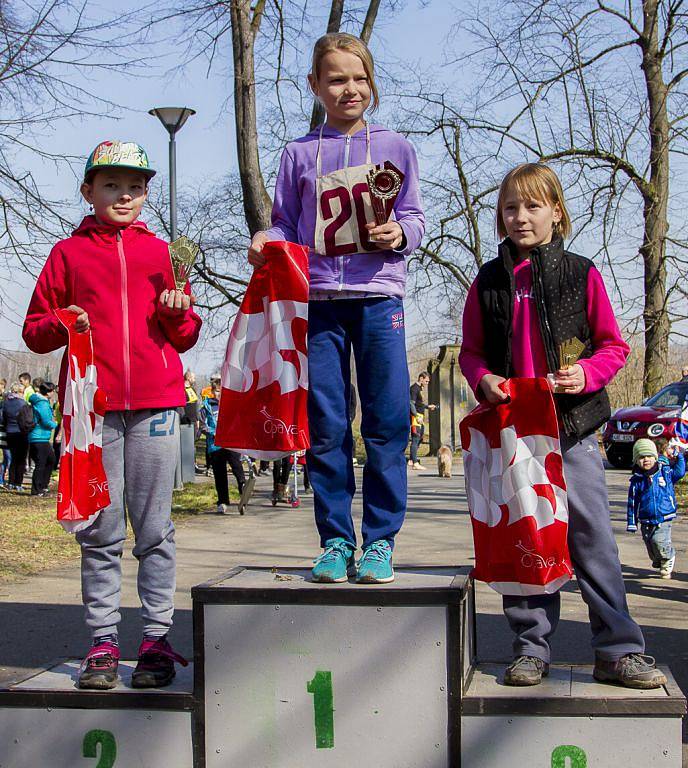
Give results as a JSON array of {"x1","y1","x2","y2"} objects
[{"x1": 476, "y1": 237, "x2": 611, "y2": 439}]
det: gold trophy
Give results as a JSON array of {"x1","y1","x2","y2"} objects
[
  {"x1": 559, "y1": 337, "x2": 586, "y2": 370},
  {"x1": 549, "y1": 337, "x2": 586, "y2": 393},
  {"x1": 366, "y1": 161, "x2": 404, "y2": 241},
  {"x1": 168, "y1": 236, "x2": 199, "y2": 290}
]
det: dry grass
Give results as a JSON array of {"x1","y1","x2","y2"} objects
[{"x1": 0, "y1": 475, "x2": 233, "y2": 583}]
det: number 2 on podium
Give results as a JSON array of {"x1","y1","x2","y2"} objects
[
  {"x1": 307, "y1": 671, "x2": 335, "y2": 749},
  {"x1": 83, "y1": 729, "x2": 117, "y2": 767},
  {"x1": 551, "y1": 745, "x2": 587, "y2": 767}
]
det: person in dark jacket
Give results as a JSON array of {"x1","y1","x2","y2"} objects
[
  {"x1": 28, "y1": 382, "x2": 58, "y2": 496},
  {"x1": 199, "y1": 377, "x2": 245, "y2": 514},
  {"x1": 408, "y1": 372, "x2": 436, "y2": 469},
  {"x1": 627, "y1": 438, "x2": 685, "y2": 580},
  {"x1": 3, "y1": 384, "x2": 30, "y2": 491}
]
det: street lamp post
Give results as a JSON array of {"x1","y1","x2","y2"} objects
[{"x1": 148, "y1": 107, "x2": 196, "y2": 240}]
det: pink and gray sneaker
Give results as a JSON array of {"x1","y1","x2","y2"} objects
[
  {"x1": 78, "y1": 639, "x2": 121, "y2": 690},
  {"x1": 131, "y1": 635, "x2": 188, "y2": 688}
]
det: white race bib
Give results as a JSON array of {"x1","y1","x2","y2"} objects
[{"x1": 314, "y1": 124, "x2": 378, "y2": 257}]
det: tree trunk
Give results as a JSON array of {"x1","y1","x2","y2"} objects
[
  {"x1": 310, "y1": 0, "x2": 345, "y2": 131},
  {"x1": 639, "y1": 0, "x2": 671, "y2": 397},
  {"x1": 360, "y1": 0, "x2": 381, "y2": 44},
  {"x1": 230, "y1": 0, "x2": 272, "y2": 236}
]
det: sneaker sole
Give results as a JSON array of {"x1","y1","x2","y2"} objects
[
  {"x1": 131, "y1": 671, "x2": 176, "y2": 688},
  {"x1": 593, "y1": 671, "x2": 667, "y2": 689},
  {"x1": 356, "y1": 573, "x2": 395, "y2": 584},
  {"x1": 78, "y1": 675, "x2": 118, "y2": 690}
]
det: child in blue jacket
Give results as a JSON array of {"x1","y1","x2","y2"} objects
[
  {"x1": 627, "y1": 438, "x2": 686, "y2": 579},
  {"x1": 28, "y1": 381, "x2": 58, "y2": 496}
]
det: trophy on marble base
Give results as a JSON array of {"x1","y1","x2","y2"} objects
[
  {"x1": 168, "y1": 236, "x2": 199, "y2": 291},
  {"x1": 366, "y1": 161, "x2": 404, "y2": 241}
]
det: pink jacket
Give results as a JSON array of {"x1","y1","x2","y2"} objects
[
  {"x1": 23, "y1": 216, "x2": 202, "y2": 411},
  {"x1": 460, "y1": 260, "x2": 629, "y2": 397}
]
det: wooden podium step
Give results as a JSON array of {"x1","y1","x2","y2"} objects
[
  {"x1": 0, "y1": 660, "x2": 196, "y2": 767},
  {"x1": 462, "y1": 663, "x2": 686, "y2": 767}
]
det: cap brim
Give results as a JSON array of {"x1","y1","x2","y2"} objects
[{"x1": 84, "y1": 164, "x2": 156, "y2": 180}]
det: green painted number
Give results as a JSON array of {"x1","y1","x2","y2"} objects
[
  {"x1": 552, "y1": 745, "x2": 587, "y2": 768},
  {"x1": 307, "y1": 671, "x2": 334, "y2": 749},
  {"x1": 83, "y1": 729, "x2": 117, "y2": 767}
]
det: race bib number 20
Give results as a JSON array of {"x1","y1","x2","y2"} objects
[{"x1": 319, "y1": 182, "x2": 377, "y2": 256}]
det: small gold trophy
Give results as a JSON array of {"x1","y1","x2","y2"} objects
[
  {"x1": 366, "y1": 161, "x2": 404, "y2": 241},
  {"x1": 168, "y1": 236, "x2": 199, "y2": 290},
  {"x1": 550, "y1": 337, "x2": 586, "y2": 393},
  {"x1": 559, "y1": 337, "x2": 586, "y2": 370}
]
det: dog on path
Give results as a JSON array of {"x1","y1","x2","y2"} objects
[{"x1": 437, "y1": 445, "x2": 453, "y2": 478}]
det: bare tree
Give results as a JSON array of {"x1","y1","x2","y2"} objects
[
  {"x1": 0, "y1": 1, "x2": 145, "y2": 282},
  {"x1": 405, "y1": 0, "x2": 687, "y2": 396},
  {"x1": 146, "y1": 178, "x2": 250, "y2": 325},
  {"x1": 146, "y1": 0, "x2": 391, "y2": 302}
]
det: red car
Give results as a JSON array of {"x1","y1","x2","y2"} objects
[{"x1": 602, "y1": 380, "x2": 688, "y2": 468}]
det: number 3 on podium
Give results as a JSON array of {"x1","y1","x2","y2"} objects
[{"x1": 307, "y1": 671, "x2": 335, "y2": 749}]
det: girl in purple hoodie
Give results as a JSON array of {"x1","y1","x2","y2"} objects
[{"x1": 249, "y1": 32, "x2": 425, "y2": 584}]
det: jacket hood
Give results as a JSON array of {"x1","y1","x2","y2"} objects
[
  {"x1": 72, "y1": 215, "x2": 156, "y2": 240},
  {"x1": 28, "y1": 392, "x2": 46, "y2": 405}
]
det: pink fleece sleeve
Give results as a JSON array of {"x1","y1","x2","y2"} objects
[
  {"x1": 459, "y1": 279, "x2": 492, "y2": 396},
  {"x1": 578, "y1": 266, "x2": 630, "y2": 393}
]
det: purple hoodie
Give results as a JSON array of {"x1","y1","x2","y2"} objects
[{"x1": 264, "y1": 124, "x2": 425, "y2": 299}]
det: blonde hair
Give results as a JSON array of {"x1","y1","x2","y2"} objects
[
  {"x1": 311, "y1": 33, "x2": 380, "y2": 112},
  {"x1": 496, "y1": 163, "x2": 572, "y2": 240}
]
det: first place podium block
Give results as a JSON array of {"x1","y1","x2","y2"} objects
[{"x1": 192, "y1": 566, "x2": 475, "y2": 768}]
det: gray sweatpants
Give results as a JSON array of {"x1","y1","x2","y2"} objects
[
  {"x1": 503, "y1": 433, "x2": 645, "y2": 663},
  {"x1": 77, "y1": 409, "x2": 179, "y2": 640}
]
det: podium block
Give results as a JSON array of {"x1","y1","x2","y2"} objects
[
  {"x1": 192, "y1": 566, "x2": 474, "y2": 768},
  {"x1": 0, "y1": 660, "x2": 195, "y2": 768},
  {"x1": 462, "y1": 664, "x2": 687, "y2": 767}
]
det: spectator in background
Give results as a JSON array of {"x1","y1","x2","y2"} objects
[
  {"x1": 681, "y1": 365, "x2": 688, "y2": 382},
  {"x1": 3, "y1": 383, "x2": 31, "y2": 491},
  {"x1": 0, "y1": 396, "x2": 8, "y2": 487},
  {"x1": 200, "y1": 375, "x2": 245, "y2": 514},
  {"x1": 408, "y1": 372, "x2": 436, "y2": 470},
  {"x1": 28, "y1": 381, "x2": 57, "y2": 496},
  {"x1": 19, "y1": 372, "x2": 33, "y2": 401},
  {"x1": 0, "y1": 378, "x2": 7, "y2": 487},
  {"x1": 182, "y1": 369, "x2": 200, "y2": 428},
  {"x1": 52, "y1": 396, "x2": 63, "y2": 471}
]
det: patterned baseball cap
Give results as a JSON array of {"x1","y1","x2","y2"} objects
[{"x1": 84, "y1": 140, "x2": 156, "y2": 180}]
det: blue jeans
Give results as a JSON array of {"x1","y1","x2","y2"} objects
[
  {"x1": 0, "y1": 448, "x2": 10, "y2": 484},
  {"x1": 307, "y1": 297, "x2": 409, "y2": 549},
  {"x1": 641, "y1": 522, "x2": 675, "y2": 568},
  {"x1": 409, "y1": 425, "x2": 423, "y2": 463}
]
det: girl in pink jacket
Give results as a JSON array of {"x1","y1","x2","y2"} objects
[
  {"x1": 23, "y1": 141, "x2": 200, "y2": 690},
  {"x1": 459, "y1": 162, "x2": 664, "y2": 690}
]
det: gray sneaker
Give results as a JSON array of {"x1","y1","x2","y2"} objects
[
  {"x1": 593, "y1": 654, "x2": 667, "y2": 689},
  {"x1": 503, "y1": 655, "x2": 549, "y2": 686}
]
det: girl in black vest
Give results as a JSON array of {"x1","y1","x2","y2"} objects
[{"x1": 459, "y1": 163, "x2": 665, "y2": 689}]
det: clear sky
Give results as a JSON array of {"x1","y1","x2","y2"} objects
[{"x1": 3, "y1": 0, "x2": 451, "y2": 374}]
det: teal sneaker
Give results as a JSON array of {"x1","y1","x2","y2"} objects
[
  {"x1": 312, "y1": 538, "x2": 356, "y2": 583},
  {"x1": 356, "y1": 540, "x2": 394, "y2": 584}
]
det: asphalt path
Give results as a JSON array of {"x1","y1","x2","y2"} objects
[{"x1": 1, "y1": 455, "x2": 686, "y2": 761}]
